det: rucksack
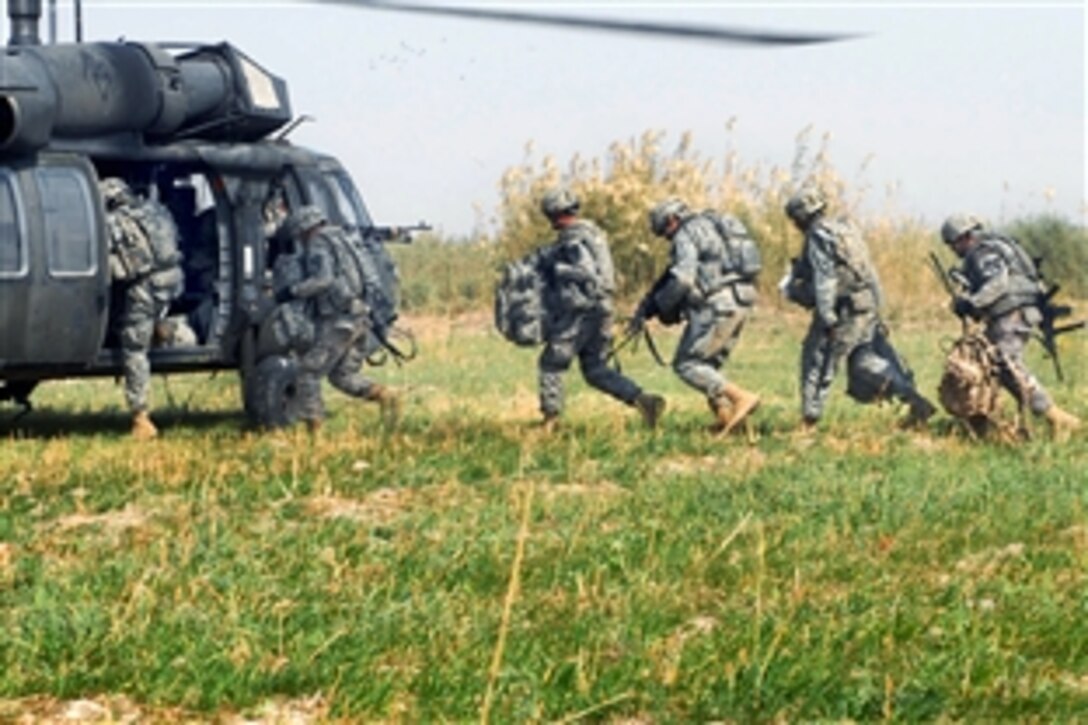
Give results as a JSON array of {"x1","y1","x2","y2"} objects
[
  {"x1": 495, "y1": 255, "x2": 547, "y2": 346},
  {"x1": 705, "y1": 211, "x2": 762, "y2": 280},
  {"x1": 939, "y1": 330, "x2": 1001, "y2": 421}
]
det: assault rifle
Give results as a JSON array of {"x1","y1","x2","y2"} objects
[
  {"x1": 1032, "y1": 258, "x2": 1085, "y2": 382},
  {"x1": 363, "y1": 221, "x2": 432, "y2": 243}
]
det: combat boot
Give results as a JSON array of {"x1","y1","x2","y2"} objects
[
  {"x1": 1044, "y1": 404, "x2": 1081, "y2": 440},
  {"x1": 900, "y1": 393, "x2": 937, "y2": 430},
  {"x1": 539, "y1": 412, "x2": 560, "y2": 434},
  {"x1": 368, "y1": 385, "x2": 401, "y2": 428},
  {"x1": 634, "y1": 393, "x2": 666, "y2": 429},
  {"x1": 131, "y1": 410, "x2": 158, "y2": 440},
  {"x1": 721, "y1": 382, "x2": 760, "y2": 435},
  {"x1": 707, "y1": 394, "x2": 732, "y2": 434}
]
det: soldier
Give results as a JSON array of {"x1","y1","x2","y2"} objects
[
  {"x1": 533, "y1": 188, "x2": 665, "y2": 431},
  {"x1": 783, "y1": 187, "x2": 935, "y2": 429},
  {"x1": 325, "y1": 231, "x2": 402, "y2": 427},
  {"x1": 940, "y1": 214, "x2": 1081, "y2": 436},
  {"x1": 277, "y1": 206, "x2": 369, "y2": 431},
  {"x1": 100, "y1": 177, "x2": 185, "y2": 439},
  {"x1": 630, "y1": 199, "x2": 760, "y2": 434}
]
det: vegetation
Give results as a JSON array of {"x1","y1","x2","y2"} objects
[
  {"x1": 1, "y1": 311, "x2": 1085, "y2": 720},
  {"x1": 394, "y1": 127, "x2": 1086, "y2": 318},
  {"x1": 1, "y1": 128, "x2": 1084, "y2": 720}
]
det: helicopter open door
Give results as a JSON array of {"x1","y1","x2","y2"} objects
[{"x1": 0, "y1": 154, "x2": 109, "y2": 369}]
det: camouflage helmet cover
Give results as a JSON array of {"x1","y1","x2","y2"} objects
[
  {"x1": 784, "y1": 186, "x2": 827, "y2": 222},
  {"x1": 99, "y1": 177, "x2": 133, "y2": 207},
  {"x1": 940, "y1": 214, "x2": 983, "y2": 245},
  {"x1": 539, "y1": 187, "x2": 580, "y2": 218},
  {"x1": 648, "y1": 198, "x2": 689, "y2": 236},
  {"x1": 286, "y1": 205, "x2": 327, "y2": 238}
]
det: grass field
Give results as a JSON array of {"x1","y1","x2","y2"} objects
[{"x1": 1, "y1": 309, "x2": 1086, "y2": 721}]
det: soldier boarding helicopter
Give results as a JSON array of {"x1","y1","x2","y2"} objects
[{"x1": 0, "y1": 0, "x2": 851, "y2": 432}]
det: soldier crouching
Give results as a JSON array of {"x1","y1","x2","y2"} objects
[
  {"x1": 276, "y1": 206, "x2": 369, "y2": 431},
  {"x1": 940, "y1": 214, "x2": 1080, "y2": 438}
]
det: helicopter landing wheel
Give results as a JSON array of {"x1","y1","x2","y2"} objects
[{"x1": 245, "y1": 355, "x2": 304, "y2": 429}]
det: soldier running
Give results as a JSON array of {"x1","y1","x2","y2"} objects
[
  {"x1": 630, "y1": 198, "x2": 761, "y2": 434},
  {"x1": 531, "y1": 188, "x2": 665, "y2": 432},
  {"x1": 783, "y1": 186, "x2": 935, "y2": 430}
]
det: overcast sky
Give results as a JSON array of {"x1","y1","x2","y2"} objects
[{"x1": 35, "y1": 1, "x2": 1088, "y2": 236}]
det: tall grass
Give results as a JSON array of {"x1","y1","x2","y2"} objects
[{"x1": 396, "y1": 127, "x2": 1085, "y2": 320}]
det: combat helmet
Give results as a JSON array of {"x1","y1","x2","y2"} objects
[
  {"x1": 648, "y1": 198, "x2": 689, "y2": 236},
  {"x1": 540, "y1": 187, "x2": 580, "y2": 219},
  {"x1": 784, "y1": 186, "x2": 827, "y2": 224},
  {"x1": 940, "y1": 214, "x2": 983, "y2": 245},
  {"x1": 99, "y1": 177, "x2": 133, "y2": 208},
  {"x1": 286, "y1": 205, "x2": 327, "y2": 238}
]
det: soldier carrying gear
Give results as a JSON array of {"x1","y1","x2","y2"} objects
[
  {"x1": 527, "y1": 187, "x2": 665, "y2": 432},
  {"x1": 631, "y1": 197, "x2": 761, "y2": 435},
  {"x1": 784, "y1": 186, "x2": 935, "y2": 431},
  {"x1": 100, "y1": 177, "x2": 185, "y2": 440},
  {"x1": 277, "y1": 205, "x2": 370, "y2": 431},
  {"x1": 940, "y1": 214, "x2": 1081, "y2": 438}
]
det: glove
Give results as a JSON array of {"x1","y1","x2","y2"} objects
[
  {"x1": 952, "y1": 297, "x2": 975, "y2": 318},
  {"x1": 274, "y1": 286, "x2": 294, "y2": 305}
]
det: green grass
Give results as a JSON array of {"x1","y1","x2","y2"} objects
[{"x1": 1, "y1": 309, "x2": 1086, "y2": 721}]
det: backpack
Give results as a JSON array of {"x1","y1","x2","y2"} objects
[
  {"x1": 939, "y1": 330, "x2": 1001, "y2": 421},
  {"x1": 705, "y1": 211, "x2": 761, "y2": 280},
  {"x1": 495, "y1": 254, "x2": 547, "y2": 346}
]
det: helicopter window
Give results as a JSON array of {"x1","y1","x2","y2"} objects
[
  {"x1": 302, "y1": 175, "x2": 338, "y2": 224},
  {"x1": 36, "y1": 167, "x2": 96, "y2": 277},
  {"x1": 0, "y1": 174, "x2": 26, "y2": 277},
  {"x1": 323, "y1": 171, "x2": 374, "y2": 230}
]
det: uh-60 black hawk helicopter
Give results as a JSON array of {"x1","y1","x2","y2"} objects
[{"x1": 0, "y1": 0, "x2": 851, "y2": 432}]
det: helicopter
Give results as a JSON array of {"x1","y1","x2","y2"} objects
[{"x1": 0, "y1": 0, "x2": 851, "y2": 431}]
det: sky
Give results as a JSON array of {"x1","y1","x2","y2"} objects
[{"x1": 25, "y1": 1, "x2": 1088, "y2": 236}]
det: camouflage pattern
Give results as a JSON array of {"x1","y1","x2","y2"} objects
[
  {"x1": 105, "y1": 193, "x2": 184, "y2": 413},
  {"x1": 954, "y1": 232, "x2": 1052, "y2": 415},
  {"x1": 287, "y1": 221, "x2": 369, "y2": 423},
  {"x1": 658, "y1": 212, "x2": 756, "y2": 400},
  {"x1": 792, "y1": 215, "x2": 920, "y2": 421},
  {"x1": 535, "y1": 219, "x2": 642, "y2": 416},
  {"x1": 540, "y1": 187, "x2": 580, "y2": 218}
]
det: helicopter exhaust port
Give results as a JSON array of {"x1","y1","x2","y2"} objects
[{"x1": 7, "y1": 0, "x2": 42, "y2": 47}]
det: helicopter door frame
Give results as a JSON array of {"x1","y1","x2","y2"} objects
[{"x1": 0, "y1": 155, "x2": 108, "y2": 370}]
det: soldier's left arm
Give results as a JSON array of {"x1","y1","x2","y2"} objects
[
  {"x1": 807, "y1": 229, "x2": 840, "y2": 328},
  {"x1": 964, "y1": 248, "x2": 1011, "y2": 311}
]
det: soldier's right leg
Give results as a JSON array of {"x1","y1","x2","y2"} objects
[
  {"x1": 987, "y1": 313, "x2": 1052, "y2": 416},
  {"x1": 120, "y1": 289, "x2": 158, "y2": 439},
  {"x1": 988, "y1": 313, "x2": 1079, "y2": 436},
  {"x1": 328, "y1": 340, "x2": 377, "y2": 399},
  {"x1": 539, "y1": 339, "x2": 574, "y2": 427},
  {"x1": 799, "y1": 320, "x2": 837, "y2": 426}
]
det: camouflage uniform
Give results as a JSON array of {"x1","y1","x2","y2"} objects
[
  {"x1": 951, "y1": 228, "x2": 1052, "y2": 415},
  {"x1": 283, "y1": 209, "x2": 368, "y2": 424},
  {"x1": 103, "y1": 183, "x2": 184, "y2": 426},
  {"x1": 326, "y1": 233, "x2": 385, "y2": 401},
  {"x1": 786, "y1": 192, "x2": 932, "y2": 425},
  {"x1": 656, "y1": 212, "x2": 756, "y2": 401},
  {"x1": 534, "y1": 219, "x2": 643, "y2": 417}
]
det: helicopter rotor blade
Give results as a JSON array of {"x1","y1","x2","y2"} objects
[{"x1": 316, "y1": 0, "x2": 861, "y2": 46}]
